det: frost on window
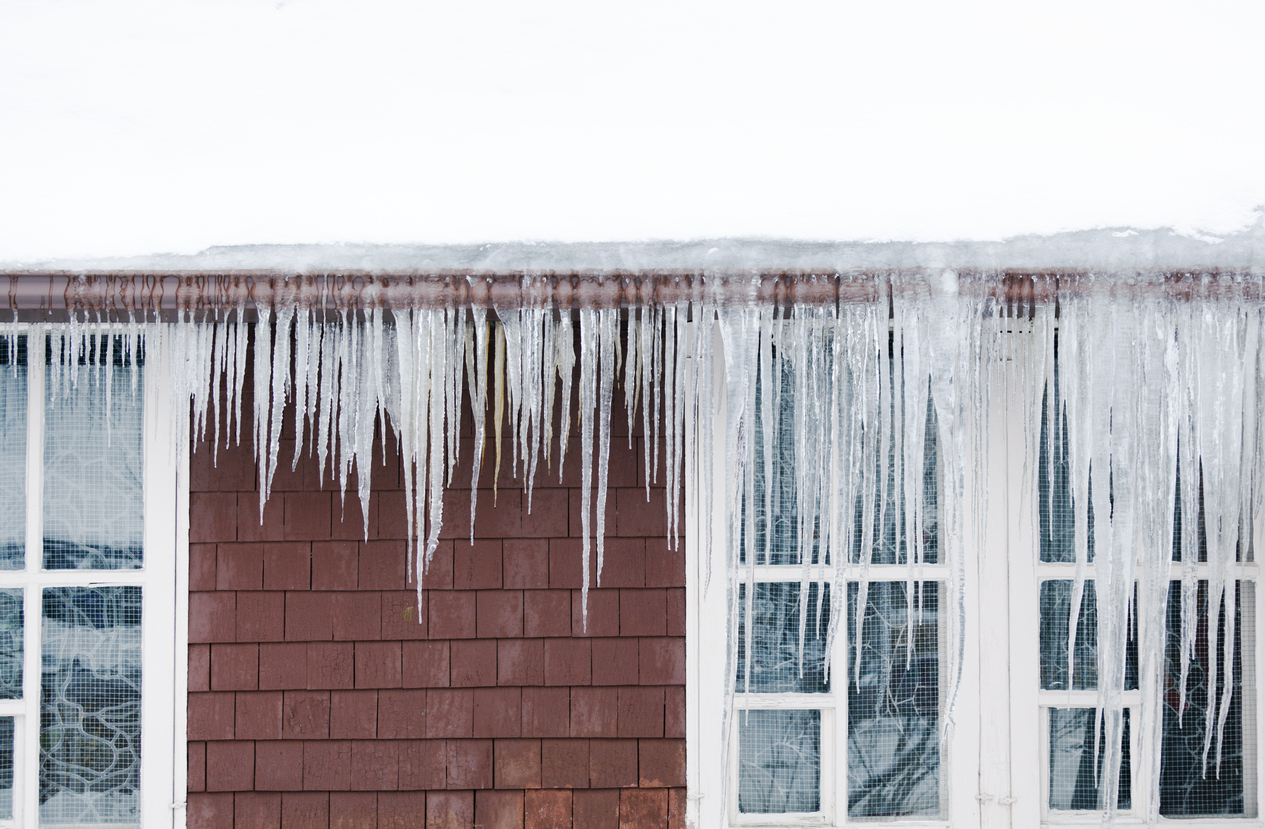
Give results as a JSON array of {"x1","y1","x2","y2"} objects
[
  {"x1": 736, "y1": 582, "x2": 830, "y2": 694},
  {"x1": 738, "y1": 709, "x2": 821, "y2": 814},
  {"x1": 1048, "y1": 708, "x2": 1132, "y2": 811},
  {"x1": 43, "y1": 337, "x2": 144, "y2": 570},
  {"x1": 847, "y1": 581, "x2": 940, "y2": 818},
  {"x1": 0, "y1": 336, "x2": 25, "y2": 571},
  {"x1": 40, "y1": 586, "x2": 142, "y2": 827}
]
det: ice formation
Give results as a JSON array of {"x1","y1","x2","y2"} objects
[{"x1": 17, "y1": 269, "x2": 1265, "y2": 826}]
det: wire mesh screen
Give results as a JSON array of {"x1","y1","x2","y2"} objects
[
  {"x1": 0, "y1": 716, "x2": 12, "y2": 821},
  {"x1": 738, "y1": 709, "x2": 822, "y2": 814},
  {"x1": 851, "y1": 393, "x2": 940, "y2": 568},
  {"x1": 40, "y1": 586, "x2": 142, "y2": 826},
  {"x1": 736, "y1": 582, "x2": 830, "y2": 695},
  {"x1": 1039, "y1": 362, "x2": 1250, "y2": 816},
  {"x1": 1160, "y1": 580, "x2": 1245, "y2": 816},
  {"x1": 1048, "y1": 707, "x2": 1132, "y2": 811},
  {"x1": 0, "y1": 588, "x2": 22, "y2": 701},
  {"x1": 745, "y1": 339, "x2": 941, "y2": 568},
  {"x1": 746, "y1": 355, "x2": 811, "y2": 566},
  {"x1": 1040, "y1": 580, "x2": 1139, "y2": 691},
  {"x1": 0, "y1": 336, "x2": 26, "y2": 571},
  {"x1": 43, "y1": 336, "x2": 144, "y2": 570},
  {"x1": 847, "y1": 580, "x2": 941, "y2": 818}
]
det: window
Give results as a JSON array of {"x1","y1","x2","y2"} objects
[
  {"x1": 687, "y1": 328, "x2": 1261, "y2": 828},
  {"x1": 1030, "y1": 374, "x2": 1257, "y2": 823},
  {"x1": 0, "y1": 329, "x2": 185, "y2": 828}
]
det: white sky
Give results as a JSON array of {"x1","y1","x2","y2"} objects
[{"x1": 1, "y1": 0, "x2": 1262, "y2": 261}]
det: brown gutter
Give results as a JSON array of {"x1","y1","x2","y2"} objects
[{"x1": 1, "y1": 270, "x2": 1260, "y2": 320}]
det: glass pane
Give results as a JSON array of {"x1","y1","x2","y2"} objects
[
  {"x1": 0, "y1": 336, "x2": 26, "y2": 570},
  {"x1": 43, "y1": 336, "x2": 144, "y2": 570},
  {"x1": 1049, "y1": 708, "x2": 1131, "y2": 810},
  {"x1": 1037, "y1": 372, "x2": 1107, "y2": 565},
  {"x1": 0, "y1": 717, "x2": 12, "y2": 820},
  {"x1": 847, "y1": 581, "x2": 940, "y2": 818},
  {"x1": 1160, "y1": 580, "x2": 1245, "y2": 816},
  {"x1": 1040, "y1": 580, "x2": 1138, "y2": 691},
  {"x1": 738, "y1": 709, "x2": 821, "y2": 814},
  {"x1": 736, "y1": 582, "x2": 830, "y2": 694},
  {"x1": 744, "y1": 340, "x2": 939, "y2": 568},
  {"x1": 855, "y1": 393, "x2": 940, "y2": 568},
  {"x1": 41, "y1": 586, "x2": 142, "y2": 826},
  {"x1": 0, "y1": 589, "x2": 22, "y2": 700}
]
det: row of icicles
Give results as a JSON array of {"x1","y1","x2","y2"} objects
[{"x1": 26, "y1": 272, "x2": 1265, "y2": 825}]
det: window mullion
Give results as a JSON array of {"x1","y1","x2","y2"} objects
[
  {"x1": 23, "y1": 328, "x2": 42, "y2": 576},
  {"x1": 19, "y1": 328, "x2": 42, "y2": 829}
]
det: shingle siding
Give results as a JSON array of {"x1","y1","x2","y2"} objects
[{"x1": 187, "y1": 388, "x2": 686, "y2": 828}]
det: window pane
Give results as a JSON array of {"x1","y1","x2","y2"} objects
[
  {"x1": 745, "y1": 341, "x2": 940, "y2": 568},
  {"x1": 1039, "y1": 580, "x2": 1138, "y2": 691},
  {"x1": 0, "y1": 336, "x2": 26, "y2": 570},
  {"x1": 847, "y1": 581, "x2": 941, "y2": 818},
  {"x1": 40, "y1": 586, "x2": 142, "y2": 826},
  {"x1": 736, "y1": 582, "x2": 830, "y2": 694},
  {"x1": 0, "y1": 589, "x2": 22, "y2": 700},
  {"x1": 1160, "y1": 580, "x2": 1245, "y2": 816},
  {"x1": 43, "y1": 336, "x2": 143, "y2": 570},
  {"x1": 1048, "y1": 707, "x2": 1131, "y2": 810},
  {"x1": 0, "y1": 716, "x2": 12, "y2": 821},
  {"x1": 738, "y1": 709, "x2": 821, "y2": 814}
]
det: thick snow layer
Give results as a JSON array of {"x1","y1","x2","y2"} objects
[
  {"x1": 0, "y1": 0, "x2": 1262, "y2": 260},
  {"x1": 5, "y1": 223, "x2": 1265, "y2": 275}
]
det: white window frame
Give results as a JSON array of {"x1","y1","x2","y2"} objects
[
  {"x1": 0, "y1": 325, "x2": 187, "y2": 829},
  {"x1": 686, "y1": 334, "x2": 980, "y2": 829},
  {"x1": 687, "y1": 327, "x2": 1264, "y2": 829}
]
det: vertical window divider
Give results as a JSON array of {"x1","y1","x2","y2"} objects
[
  {"x1": 19, "y1": 326, "x2": 42, "y2": 829},
  {"x1": 1005, "y1": 325, "x2": 1043, "y2": 828}
]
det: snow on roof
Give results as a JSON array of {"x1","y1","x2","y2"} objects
[{"x1": 5, "y1": 222, "x2": 1265, "y2": 276}]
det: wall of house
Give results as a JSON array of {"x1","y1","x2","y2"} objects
[{"x1": 185, "y1": 386, "x2": 686, "y2": 829}]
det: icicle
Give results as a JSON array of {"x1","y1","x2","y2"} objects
[
  {"x1": 293, "y1": 307, "x2": 311, "y2": 470},
  {"x1": 253, "y1": 306, "x2": 272, "y2": 519},
  {"x1": 469, "y1": 307, "x2": 489, "y2": 542},
  {"x1": 423, "y1": 310, "x2": 450, "y2": 574},
  {"x1": 640, "y1": 305, "x2": 654, "y2": 501},
  {"x1": 393, "y1": 308, "x2": 417, "y2": 567},
  {"x1": 493, "y1": 323, "x2": 506, "y2": 504},
  {"x1": 264, "y1": 303, "x2": 294, "y2": 512},
  {"x1": 595, "y1": 308, "x2": 617, "y2": 585},
  {"x1": 671, "y1": 303, "x2": 689, "y2": 549},
  {"x1": 578, "y1": 307, "x2": 599, "y2": 627},
  {"x1": 555, "y1": 313, "x2": 576, "y2": 481},
  {"x1": 624, "y1": 305, "x2": 638, "y2": 451}
]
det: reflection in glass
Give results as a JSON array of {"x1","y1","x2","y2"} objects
[
  {"x1": 736, "y1": 582, "x2": 830, "y2": 694},
  {"x1": 0, "y1": 589, "x2": 22, "y2": 700},
  {"x1": 0, "y1": 716, "x2": 12, "y2": 820},
  {"x1": 0, "y1": 336, "x2": 25, "y2": 570},
  {"x1": 44, "y1": 336, "x2": 144, "y2": 570},
  {"x1": 738, "y1": 709, "x2": 821, "y2": 814},
  {"x1": 847, "y1": 581, "x2": 940, "y2": 818},
  {"x1": 1039, "y1": 580, "x2": 1138, "y2": 691},
  {"x1": 1160, "y1": 581, "x2": 1244, "y2": 816},
  {"x1": 40, "y1": 586, "x2": 142, "y2": 826},
  {"x1": 1049, "y1": 708, "x2": 1131, "y2": 811}
]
